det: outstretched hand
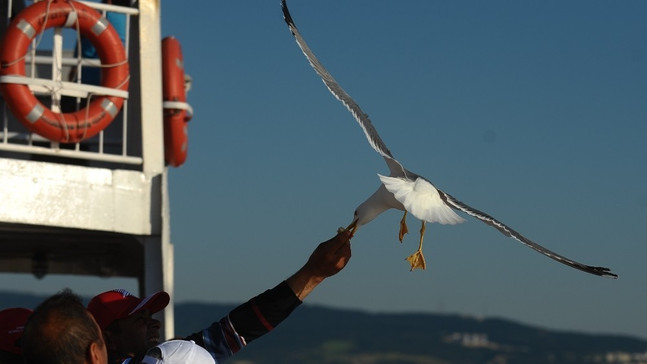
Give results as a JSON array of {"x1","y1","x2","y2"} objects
[
  {"x1": 304, "y1": 229, "x2": 352, "y2": 278},
  {"x1": 286, "y1": 229, "x2": 352, "y2": 301}
]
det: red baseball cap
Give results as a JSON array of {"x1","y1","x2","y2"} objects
[
  {"x1": 87, "y1": 289, "x2": 170, "y2": 330},
  {"x1": 0, "y1": 307, "x2": 32, "y2": 355}
]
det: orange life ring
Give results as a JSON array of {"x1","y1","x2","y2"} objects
[
  {"x1": 162, "y1": 36, "x2": 191, "y2": 167},
  {"x1": 0, "y1": 0, "x2": 129, "y2": 143}
]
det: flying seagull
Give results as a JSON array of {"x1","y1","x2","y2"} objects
[{"x1": 281, "y1": 0, "x2": 617, "y2": 278}]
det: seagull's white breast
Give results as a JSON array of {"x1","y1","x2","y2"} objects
[{"x1": 379, "y1": 175, "x2": 465, "y2": 225}]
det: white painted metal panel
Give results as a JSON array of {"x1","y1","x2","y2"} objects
[{"x1": 0, "y1": 158, "x2": 153, "y2": 235}]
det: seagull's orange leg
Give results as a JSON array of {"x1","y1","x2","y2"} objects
[
  {"x1": 406, "y1": 221, "x2": 427, "y2": 271},
  {"x1": 398, "y1": 211, "x2": 408, "y2": 243}
]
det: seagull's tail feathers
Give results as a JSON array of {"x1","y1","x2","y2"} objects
[
  {"x1": 281, "y1": 0, "x2": 396, "y2": 162},
  {"x1": 439, "y1": 190, "x2": 618, "y2": 279}
]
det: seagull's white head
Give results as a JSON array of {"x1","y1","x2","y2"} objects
[
  {"x1": 353, "y1": 201, "x2": 381, "y2": 227},
  {"x1": 352, "y1": 183, "x2": 402, "y2": 227}
]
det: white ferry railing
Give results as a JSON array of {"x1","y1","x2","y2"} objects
[{"x1": 0, "y1": 0, "x2": 142, "y2": 166}]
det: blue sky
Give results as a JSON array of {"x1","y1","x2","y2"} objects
[{"x1": 2, "y1": 0, "x2": 646, "y2": 340}]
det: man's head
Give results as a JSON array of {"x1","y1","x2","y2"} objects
[
  {"x1": 0, "y1": 307, "x2": 32, "y2": 364},
  {"x1": 22, "y1": 289, "x2": 107, "y2": 364},
  {"x1": 87, "y1": 290, "x2": 169, "y2": 358}
]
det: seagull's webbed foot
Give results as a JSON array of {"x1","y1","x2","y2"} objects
[
  {"x1": 406, "y1": 221, "x2": 427, "y2": 271},
  {"x1": 406, "y1": 249, "x2": 426, "y2": 271},
  {"x1": 399, "y1": 211, "x2": 408, "y2": 243}
]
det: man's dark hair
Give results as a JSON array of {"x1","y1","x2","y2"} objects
[
  {"x1": 0, "y1": 351, "x2": 23, "y2": 364},
  {"x1": 22, "y1": 289, "x2": 103, "y2": 364}
]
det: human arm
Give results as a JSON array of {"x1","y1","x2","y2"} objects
[
  {"x1": 184, "y1": 230, "x2": 352, "y2": 360},
  {"x1": 286, "y1": 229, "x2": 352, "y2": 300}
]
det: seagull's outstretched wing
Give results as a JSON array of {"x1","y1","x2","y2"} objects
[
  {"x1": 282, "y1": 0, "x2": 404, "y2": 175},
  {"x1": 282, "y1": 0, "x2": 617, "y2": 279},
  {"x1": 439, "y1": 189, "x2": 618, "y2": 278}
]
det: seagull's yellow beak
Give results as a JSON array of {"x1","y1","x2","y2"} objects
[{"x1": 338, "y1": 218, "x2": 359, "y2": 238}]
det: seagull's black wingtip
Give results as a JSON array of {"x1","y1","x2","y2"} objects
[
  {"x1": 281, "y1": 0, "x2": 296, "y2": 28},
  {"x1": 590, "y1": 266, "x2": 618, "y2": 279}
]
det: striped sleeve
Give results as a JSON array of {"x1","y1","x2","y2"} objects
[
  {"x1": 185, "y1": 281, "x2": 302, "y2": 362},
  {"x1": 228, "y1": 280, "x2": 302, "y2": 343}
]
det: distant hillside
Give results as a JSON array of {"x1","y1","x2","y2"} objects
[
  {"x1": 3, "y1": 292, "x2": 645, "y2": 364},
  {"x1": 175, "y1": 303, "x2": 647, "y2": 364}
]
